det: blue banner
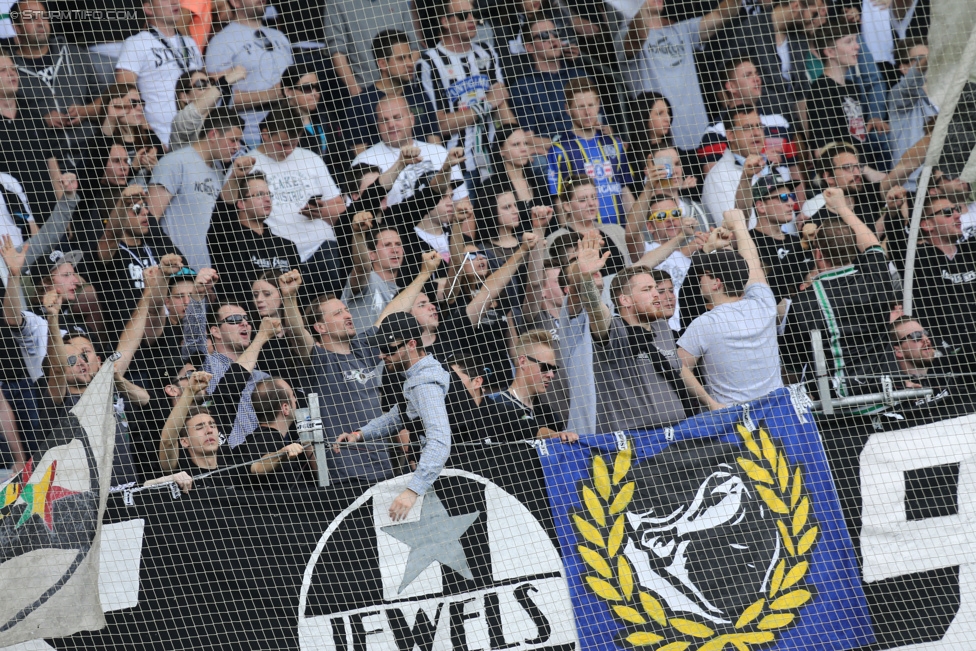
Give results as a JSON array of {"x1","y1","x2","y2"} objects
[{"x1": 538, "y1": 388, "x2": 875, "y2": 651}]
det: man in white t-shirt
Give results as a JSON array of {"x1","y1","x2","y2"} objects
[
  {"x1": 677, "y1": 209, "x2": 782, "y2": 409},
  {"x1": 115, "y1": 0, "x2": 204, "y2": 146},
  {"x1": 204, "y1": 0, "x2": 292, "y2": 144},
  {"x1": 248, "y1": 105, "x2": 347, "y2": 295},
  {"x1": 351, "y1": 95, "x2": 466, "y2": 206}
]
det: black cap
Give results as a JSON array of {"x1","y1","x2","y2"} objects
[
  {"x1": 30, "y1": 248, "x2": 84, "y2": 279},
  {"x1": 752, "y1": 173, "x2": 798, "y2": 202},
  {"x1": 370, "y1": 312, "x2": 424, "y2": 351}
]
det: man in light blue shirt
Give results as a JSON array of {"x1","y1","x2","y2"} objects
[{"x1": 334, "y1": 312, "x2": 451, "y2": 521}]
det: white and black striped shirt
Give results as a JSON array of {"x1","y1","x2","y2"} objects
[{"x1": 416, "y1": 41, "x2": 505, "y2": 175}]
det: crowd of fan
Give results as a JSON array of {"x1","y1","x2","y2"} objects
[{"x1": 1, "y1": 0, "x2": 974, "y2": 509}]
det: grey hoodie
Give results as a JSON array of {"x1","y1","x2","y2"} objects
[{"x1": 359, "y1": 354, "x2": 452, "y2": 495}]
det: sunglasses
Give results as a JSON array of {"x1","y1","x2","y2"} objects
[
  {"x1": 898, "y1": 329, "x2": 929, "y2": 343},
  {"x1": 128, "y1": 201, "x2": 147, "y2": 216},
  {"x1": 775, "y1": 192, "x2": 797, "y2": 203},
  {"x1": 295, "y1": 83, "x2": 320, "y2": 94},
  {"x1": 445, "y1": 9, "x2": 475, "y2": 20},
  {"x1": 66, "y1": 352, "x2": 89, "y2": 367},
  {"x1": 174, "y1": 369, "x2": 195, "y2": 383},
  {"x1": 254, "y1": 29, "x2": 275, "y2": 52},
  {"x1": 929, "y1": 204, "x2": 964, "y2": 217},
  {"x1": 464, "y1": 250, "x2": 486, "y2": 260},
  {"x1": 532, "y1": 30, "x2": 557, "y2": 41},
  {"x1": 649, "y1": 208, "x2": 683, "y2": 221},
  {"x1": 525, "y1": 355, "x2": 559, "y2": 373},
  {"x1": 191, "y1": 79, "x2": 211, "y2": 90},
  {"x1": 220, "y1": 314, "x2": 249, "y2": 325},
  {"x1": 378, "y1": 341, "x2": 407, "y2": 356}
]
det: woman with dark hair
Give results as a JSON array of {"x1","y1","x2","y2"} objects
[
  {"x1": 474, "y1": 181, "x2": 522, "y2": 264},
  {"x1": 97, "y1": 83, "x2": 163, "y2": 183},
  {"x1": 628, "y1": 91, "x2": 703, "y2": 199},
  {"x1": 480, "y1": 126, "x2": 552, "y2": 225},
  {"x1": 249, "y1": 270, "x2": 310, "y2": 397}
]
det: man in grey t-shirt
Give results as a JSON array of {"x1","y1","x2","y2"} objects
[
  {"x1": 204, "y1": 0, "x2": 292, "y2": 143},
  {"x1": 571, "y1": 234, "x2": 688, "y2": 434},
  {"x1": 342, "y1": 214, "x2": 404, "y2": 334},
  {"x1": 147, "y1": 108, "x2": 247, "y2": 270},
  {"x1": 677, "y1": 210, "x2": 783, "y2": 409},
  {"x1": 617, "y1": 0, "x2": 740, "y2": 148},
  {"x1": 280, "y1": 271, "x2": 394, "y2": 484}
]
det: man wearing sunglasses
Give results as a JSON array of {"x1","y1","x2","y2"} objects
[
  {"x1": 909, "y1": 196, "x2": 976, "y2": 352},
  {"x1": 205, "y1": 0, "x2": 292, "y2": 144},
  {"x1": 417, "y1": 0, "x2": 516, "y2": 180},
  {"x1": 890, "y1": 316, "x2": 976, "y2": 421},
  {"x1": 94, "y1": 185, "x2": 184, "y2": 342},
  {"x1": 334, "y1": 312, "x2": 452, "y2": 522},
  {"x1": 170, "y1": 66, "x2": 247, "y2": 150},
  {"x1": 484, "y1": 330, "x2": 579, "y2": 444},
  {"x1": 750, "y1": 174, "x2": 813, "y2": 303}
]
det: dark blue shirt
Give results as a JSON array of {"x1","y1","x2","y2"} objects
[{"x1": 509, "y1": 67, "x2": 583, "y2": 140}]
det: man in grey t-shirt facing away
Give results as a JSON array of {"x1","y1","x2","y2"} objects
[
  {"x1": 677, "y1": 209, "x2": 783, "y2": 409},
  {"x1": 278, "y1": 270, "x2": 395, "y2": 486}
]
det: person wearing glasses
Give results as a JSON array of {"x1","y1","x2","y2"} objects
[
  {"x1": 97, "y1": 84, "x2": 164, "y2": 185},
  {"x1": 483, "y1": 329, "x2": 579, "y2": 443},
  {"x1": 907, "y1": 196, "x2": 976, "y2": 353},
  {"x1": 630, "y1": 197, "x2": 702, "y2": 331},
  {"x1": 38, "y1": 289, "x2": 138, "y2": 487},
  {"x1": 93, "y1": 185, "x2": 183, "y2": 342},
  {"x1": 169, "y1": 66, "x2": 247, "y2": 151},
  {"x1": 115, "y1": 0, "x2": 204, "y2": 147},
  {"x1": 508, "y1": 17, "x2": 583, "y2": 147},
  {"x1": 890, "y1": 317, "x2": 976, "y2": 421},
  {"x1": 701, "y1": 105, "x2": 776, "y2": 228},
  {"x1": 334, "y1": 312, "x2": 452, "y2": 522},
  {"x1": 277, "y1": 269, "x2": 397, "y2": 489},
  {"x1": 205, "y1": 0, "x2": 292, "y2": 144},
  {"x1": 207, "y1": 171, "x2": 299, "y2": 308},
  {"x1": 147, "y1": 108, "x2": 249, "y2": 271},
  {"x1": 749, "y1": 175, "x2": 814, "y2": 304},
  {"x1": 417, "y1": 0, "x2": 518, "y2": 182}
]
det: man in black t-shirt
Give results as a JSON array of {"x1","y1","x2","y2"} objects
[
  {"x1": 750, "y1": 175, "x2": 814, "y2": 302},
  {"x1": 234, "y1": 378, "x2": 312, "y2": 489},
  {"x1": 482, "y1": 330, "x2": 578, "y2": 444},
  {"x1": 781, "y1": 188, "x2": 900, "y2": 401},
  {"x1": 207, "y1": 171, "x2": 300, "y2": 307},
  {"x1": 910, "y1": 197, "x2": 976, "y2": 351},
  {"x1": 92, "y1": 185, "x2": 181, "y2": 343},
  {"x1": 808, "y1": 143, "x2": 888, "y2": 230},
  {"x1": 806, "y1": 20, "x2": 867, "y2": 153}
]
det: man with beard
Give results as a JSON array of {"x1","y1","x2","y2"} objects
[
  {"x1": 891, "y1": 317, "x2": 976, "y2": 422},
  {"x1": 334, "y1": 312, "x2": 452, "y2": 521},
  {"x1": 483, "y1": 330, "x2": 578, "y2": 443}
]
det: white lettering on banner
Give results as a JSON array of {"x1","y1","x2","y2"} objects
[
  {"x1": 298, "y1": 470, "x2": 578, "y2": 650},
  {"x1": 860, "y1": 412, "x2": 976, "y2": 649}
]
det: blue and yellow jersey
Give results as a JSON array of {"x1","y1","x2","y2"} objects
[{"x1": 546, "y1": 131, "x2": 634, "y2": 225}]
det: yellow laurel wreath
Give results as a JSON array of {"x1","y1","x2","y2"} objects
[{"x1": 575, "y1": 423, "x2": 819, "y2": 650}]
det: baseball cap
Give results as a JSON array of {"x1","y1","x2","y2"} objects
[
  {"x1": 752, "y1": 174, "x2": 798, "y2": 202},
  {"x1": 31, "y1": 249, "x2": 84, "y2": 279},
  {"x1": 370, "y1": 312, "x2": 424, "y2": 353}
]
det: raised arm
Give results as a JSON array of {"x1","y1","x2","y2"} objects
[
  {"x1": 114, "y1": 265, "x2": 168, "y2": 377},
  {"x1": 569, "y1": 230, "x2": 613, "y2": 341},
  {"x1": 235, "y1": 317, "x2": 280, "y2": 373},
  {"x1": 347, "y1": 211, "x2": 375, "y2": 296},
  {"x1": 429, "y1": 147, "x2": 466, "y2": 197},
  {"x1": 376, "y1": 251, "x2": 442, "y2": 326},
  {"x1": 635, "y1": 217, "x2": 698, "y2": 270},
  {"x1": 219, "y1": 155, "x2": 256, "y2": 204},
  {"x1": 522, "y1": 206, "x2": 556, "y2": 320},
  {"x1": 734, "y1": 155, "x2": 765, "y2": 213},
  {"x1": 466, "y1": 234, "x2": 537, "y2": 324},
  {"x1": 278, "y1": 270, "x2": 316, "y2": 362},
  {"x1": 698, "y1": 0, "x2": 741, "y2": 42},
  {"x1": 42, "y1": 290, "x2": 69, "y2": 405},
  {"x1": 0, "y1": 237, "x2": 27, "y2": 327},
  {"x1": 822, "y1": 187, "x2": 881, "y2": 252},
  {"x1": 158, "y1": 371, "x2": 212, "y2": 473},
  {"x1": 723, "y1": 209, "x2": 765, "y2": 287}
]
